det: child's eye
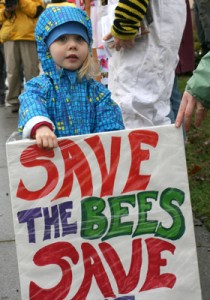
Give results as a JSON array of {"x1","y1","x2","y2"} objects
[
  {"x1": 75, "y1": 35, "x2": 85, "y2": 43},
  {"x1": 57, "y1": 35, "x2": 68, "y2": 42}
]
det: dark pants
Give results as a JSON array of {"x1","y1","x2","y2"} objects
[
  {"x1": 194, "y1": 0, "x2": 210, "y2": 55},
  {"x1": 0, "y1": 44, "x2": 5, "y2": 103}
]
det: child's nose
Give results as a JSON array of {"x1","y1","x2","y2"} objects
[{"x1": 68, "y1": 39, "x2": 77, "y2": 49}]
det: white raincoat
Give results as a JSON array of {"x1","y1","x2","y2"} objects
[{"x1": 108, "y1": 0, "x2": 187, "y2": 128}]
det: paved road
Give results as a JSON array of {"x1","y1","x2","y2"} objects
[{"x1": 0, "y1": 106, "x2": 210, "y2": 299}]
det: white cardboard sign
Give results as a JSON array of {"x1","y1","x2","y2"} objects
[{"x1": 6, "y1": 125, "x2": 202, "y2": 300}]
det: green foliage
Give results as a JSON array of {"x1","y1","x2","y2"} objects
[
  {"x1": 177, "y1": 75, "x2": 189, "y2": 92},
  {"x1": 188, "y1": 30, "x2": 210, "y2": 231},
  {"x1": 186, "y1": 122, "x2": 210, "y2": 230}
]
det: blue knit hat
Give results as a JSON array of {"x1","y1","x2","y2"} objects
[{"x1": 46, "y1": 21, "x2": 89, "y2": 47}]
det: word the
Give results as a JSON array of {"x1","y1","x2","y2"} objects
[{"x1": 18, "y1": 201, "x2": 77, "y2": 243}]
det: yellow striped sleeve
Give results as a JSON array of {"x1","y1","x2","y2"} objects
[{"x1": 112, "y1": 0, "x2": 150, "y2": 39}]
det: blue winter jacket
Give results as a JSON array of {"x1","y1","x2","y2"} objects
[{"x1": 18, "y1": 6, "x2": 124, "y2": 138}]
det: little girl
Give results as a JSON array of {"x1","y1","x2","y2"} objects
[{"x1": 18, "y1": 6, "x2": 124, "y2": 149}]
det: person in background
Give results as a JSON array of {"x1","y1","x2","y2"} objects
[
  {"x1": 0, "y1": 40, "x2": 6, "y2": 107},
  {"x1": 175, "y1": 51, "x2": 209, "y2": 132},
  {"x1": 169, "y1": 0, "x2": 195, "y2": 124},
  {"x1": 104, "y1": 0, "x2": 186, "y2": 129},
  {"x1": 18, "y1": 6, "x2": 124, "y2": 149},
  {"x1": 0, "y1": 0, "x2": 44, "y2": 113},
  {"x1": 194, "y1": 0, "x2": 210, "y2": 57}
]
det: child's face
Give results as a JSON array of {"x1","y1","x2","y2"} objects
[{"x1": 49, "y1": 34, "x2": 89, "y2": 70}]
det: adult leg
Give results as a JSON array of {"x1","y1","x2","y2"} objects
[
  {"x1": 194, "y1": 0, "x2": 205, "y2": 53},
  {"x1": 0, "y1": 44, "x2": 5, "y2": 106},
  {"x1": 198, "y1": 0, "x2": 210, "y2": 54},
  {"x1": 20, "y1": 40, "x2": 39, "y2": 83},
  {"x1": 4, "y1": 41, "x2": 22, "y2": 108}
]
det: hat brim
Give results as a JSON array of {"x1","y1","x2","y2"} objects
[{"x1": 46, "y1": 21, "x2": 89, "y2": 47}]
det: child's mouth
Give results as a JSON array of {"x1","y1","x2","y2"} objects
[{"x1": 66, "y1": 54, "x2": 78, "y2": 61}]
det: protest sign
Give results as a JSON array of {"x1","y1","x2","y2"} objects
[{"x1": 6, "y1": 125, "x2": 202, "y2": 300}]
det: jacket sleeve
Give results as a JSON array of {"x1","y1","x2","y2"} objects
[
  {"x1": 18, "y1": 76, "x2": 54, "y2": 138},
  {"x1": 111, "y1": 0, "x2": 149, "y2": 40},
  {"x1": 19, "y1": 0, "x2": 44, "y2": 19},
  {"x1": 186, "y1": 51, "x2": 210, "y2": 109},
  {"x1": 93, "y1": 82, "x2": 125, "y2": 133}
]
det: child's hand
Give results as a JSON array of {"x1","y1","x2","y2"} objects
[{"x1": 35, "y1": 126, "x2": 58, "y2": 149}]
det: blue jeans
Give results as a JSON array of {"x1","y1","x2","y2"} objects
[
  {"x1": 169, "y1": 76, "x2": 186, "y2": 141},
  {"x1": 168, "y1": 76, "x2": 181, "y2": 123}
]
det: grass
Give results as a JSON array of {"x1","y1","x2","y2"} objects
[{"x1": 178, "y1": 75, "x2": 210, "y2": 230}]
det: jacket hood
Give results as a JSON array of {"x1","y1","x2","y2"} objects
[{"x1": 35, "y1": 6, "x2": 93, "y2": 74}]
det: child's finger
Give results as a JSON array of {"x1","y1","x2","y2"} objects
[
  {"x1": 53, "y1": 137, "x2": 58, "y2": 148},
  {"x1": 47, "y1": 136, "x2": 58, "y2": 149},
  {"x1": 42, "y1": 136, "x2": 51, "y2": 149},
  {"x1": 36, "y1": 135, "x2": 44, "y2": 148}
]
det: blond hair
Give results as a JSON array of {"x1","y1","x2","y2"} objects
[{"x1": 77, "y1": 52, "x2": 100, "y2": 81}]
